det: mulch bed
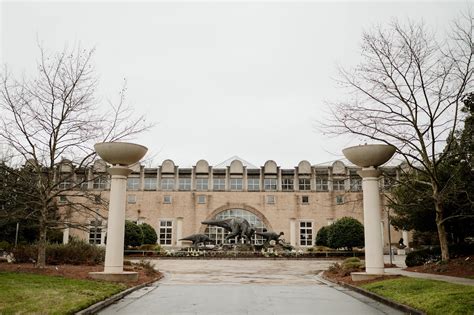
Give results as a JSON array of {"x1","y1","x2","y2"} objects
[
  {"x1": 404, "y1": 255, "x2": 474, "y2": 279},
  {"x1": 0, "y1": 262, "x2": 162, "y2": 287},
  {"x1": 323, "y1": 271, "x2": 402, "y2": 286}
]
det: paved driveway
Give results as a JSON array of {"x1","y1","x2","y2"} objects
[{"x1": 100, "y1": 259, "x2": 403, "y2": 315}]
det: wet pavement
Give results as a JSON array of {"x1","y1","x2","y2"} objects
[{"x1": 100, "y1": 259, "x2": 403, "y2": 315}]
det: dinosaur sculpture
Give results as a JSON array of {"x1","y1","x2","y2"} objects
[
  {"x1": 179, "y1": 234, "x2": 213, "y2": 248},
  {"x1": 201, "y1": 217, "x2": 255, "y2": 243},
  {"x1": 255, "y1": 231, "x2": 284, "y2": 244}
]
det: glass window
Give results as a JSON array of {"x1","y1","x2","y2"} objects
[
  {"x1": 302, "y1": 195, "x2": 309, "y2": 204},
  {"x1": 89, "y1": 220, "x2": 102, "y2": 245},
  {"x1": 196, "y1": 178, "x2": 208, "y2": 191},
  {"x1": 230, "y1": 178, "x2": 243, "y2": 191},
  {"x1": 161, "y1": 178, "x2": 175, "y2": 191},
  {"x1": 213, "y1": 178, "x2": 225, "y2": 191},
  {"x1": 144, "y1": 177, "x2": 157, "y2": 191},
  {"x1": 299, "y1": 221, "x2": 313, "y2": 246},
  {"x1": 336, "y1": 195, "x2": 344, "y2": 205},
  {"x1": 127, "y1": 177, "x2": 140, "y2": 190},
  {"x1": 159, "y1": 220, "x2": 173, "y2": 245},
  {"x1": 179, "y1": 178, "x2": 191, "y2": 191},
  {"x1": 77, "y1": 176, "x2": 89, "y2": 190},
  {"x1": 93, "y1": 176, "x2": 108, "y2": 189},
  {"x1": 58, "y1": 179, "x2": 72, "y2": 190},
  {"x1": 127, "y1": 194, "x2": 136, "y2": 204},
  {"x1": 282, "y1": 178, "x2": 294, "y2": 191},
  {"x1": 264, "y1": 178, "x2": 277, "y2": 191},
  {"x1": 163, "y1": 195, "x2": 172, "y2": 204},
  {"x1": 315, "y1": 177, "x2": 328, "y2": 191},
  {"x1": 266, "y1": 195, "x2": 275, "y2": 204},
  {"x1": 299, "y1": 178, "x2": 311, "y2": 191},
  {"x1": 350, "y1": 177, "x2": 362, "y2": 192},
  {"x1": 333, "y1": 179, "x2": 345, "y2": 191},
  {"x1": 59, "y1": 195, "x2": 67, "y2": 203},
  {"x1": 247, "y1": 178, "x2": 260, "y2": 191},
  {"x1": 197, "y1": 195, "x2": 206, "y2": 204}
]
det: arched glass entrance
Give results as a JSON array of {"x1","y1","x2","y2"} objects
[{"x1": 204, "y1": 209, "x2": 267, "y2": 245}]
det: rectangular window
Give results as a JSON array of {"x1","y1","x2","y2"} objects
[
  {"x1": 299, "y1": 221, "x2": 313, "y2": 246},
  {"x1": 161, "y1": 178, "x2": 175, "y2": 191},
  {"x1": 213, "y1": 177, "x2": 226, "y2": 191},
  {"x1": 144, "y1": 177, "x2": 157, "y2": 191},
  {"x1": 163, "y1": 195, "x2": 172, "y2": 204},
  {"x1": 127, "y1": 194, "x2": 136, "y2": 204},
  {"x1": 179, "y1": 178, "x2": 191, "y2": 191},
  {"x1": 58, "y1": 179, "x2": 72, "y2": 190},
  {"x1": 333, "y1": 179, "x2": 345, "y2": 191},
  {"x1": 350, "y1": 177, "x2": 362, "y2": 192},
  {"x1": 315, "y1": 177, "x2": 328, "y2": 191},
  {"x1": 247, "y1": 178, "x2": 260, "y2": 191},
  {"x1": 302, "y1": 195, "x2": 309, "y2": 204},
  {"x1": 89, "y1": 220, "x2": 102, "y2": 245},
  {"x1": 298, "y1": 178, "x2": 311, "y2": 191},
  {"x1": 196, "y1": 178, "x2": 209, "y2": 191},
  {"x1": 282, "y1": 178, "x2": 294, "y2": 191},
  {"x1": 59, "y1": 195, "x2": 67, "y2": 203},
  {"x1": 94, "y1": 195, "x2": 101, "y2": 204},
  {"x1": 336, "y1": 195, "x2": 344, "y2": 205},
  {"x1": 264, "y1": 178, "x2": 277, "y2": 191},
  {"x1": 93, "y1": 176, "x2": 108, "y2": 190},
  {"x1": 77, "y1": 176, "x2": 89, "y2": 190},
  {"x1": 159, "y1": 220, "x2": 173, "y2": 245},
  {"x1": 127, "y1": 177, "x2": 140, "y2": 190},
  {"x1": 266, "y1": 195, "x2": 275, "y2": 204},
  {"x1": 230, "y1": 178, "x2": 243, "y2": 191},
  {"x1": 197, "y1": 195, "x2": 206, "y2": 204}
]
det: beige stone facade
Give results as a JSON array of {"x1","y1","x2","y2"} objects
[{"x1": 66, "y1": 157, "x2": 404, "y2": 250}]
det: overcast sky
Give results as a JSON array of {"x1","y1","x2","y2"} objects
[{"x1": 0, "y1": 1, "x2": 467, "y2": 167}]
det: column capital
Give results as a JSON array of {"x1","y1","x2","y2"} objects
[
  {"x1": 108, "y1": 165, "x2": 132, "y2": 177},
  {"x1": 357, "y1": 167, "x2": 382, "y2": 178}
]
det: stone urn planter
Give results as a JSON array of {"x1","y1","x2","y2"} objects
[
  {"x1": 342, "y1": 144, "x2": 396, "y2": 168},
  {"x1": 94, "y1": 142, "x2": 147, "y2": 165}
]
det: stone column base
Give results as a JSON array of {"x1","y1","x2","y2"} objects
[
  {"x1": 351, "y1": 272, "x2": 386, "y2": 282},
  {"x1": 89, "y1": 271, "x2": 138, "y2": 282}
]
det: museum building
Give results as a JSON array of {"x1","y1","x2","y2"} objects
[{"x1": 64, "y1": 156, "x2": 402, "y2": 249}]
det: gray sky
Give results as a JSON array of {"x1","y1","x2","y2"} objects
[{"x1": 0, "y1": 1, "x2": 467, "y2": 167}]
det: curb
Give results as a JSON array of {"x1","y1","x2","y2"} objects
[
  {"x1": 76, "y1": 274, "x2": 164, "y2": 315},
  {"x1": 318, "y1": 272, "x2": 425, "y2": 315}
]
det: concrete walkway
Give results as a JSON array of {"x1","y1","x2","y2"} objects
[
  {"x1": 100, "y1": 259, "x2": 403, "y2": 315},
  {"x1": 384, "y1": 254, "x2": 474, "y2": 286}
]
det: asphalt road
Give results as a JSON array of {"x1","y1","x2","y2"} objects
[{"x1": 100, "y1": 259, "x2": 403, "y2": 315}]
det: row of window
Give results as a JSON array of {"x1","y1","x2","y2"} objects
[{"x1": 128, "y1": 177, "x2": 366, "y2": 192}]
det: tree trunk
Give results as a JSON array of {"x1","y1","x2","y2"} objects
[
  {"x1": 37, "y1": 218, "x2": 47, "y2": 268},
  {"x1": 434, "y1": 199, "x2": 450, "y2": 261}
]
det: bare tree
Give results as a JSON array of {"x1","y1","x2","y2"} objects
[
  {"x1": 0, "y1": 45, "x2": 154, "y2": 267},
  {"x1": 323, "y1": 12, "x2": 473, "y2": 260}
]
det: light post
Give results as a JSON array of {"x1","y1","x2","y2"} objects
[
  {"x1": 89, "y1": 142, "x2": 147, "y2": 282},
  {"x1": 343, "y1": 144, "x2": 395, "y2": 281}
]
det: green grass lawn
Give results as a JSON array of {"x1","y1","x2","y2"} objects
[
  {"x1": 362, "y1": 277, "x2": 474, "y2": 315},
  {"x1": 0, "y1": 272, "x2": 126, "y2": 314}
]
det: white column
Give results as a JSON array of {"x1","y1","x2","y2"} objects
[
  {"x1": 176, "y1": 217, "x2": 183, "y2": 247},
  {"x1": 358, "y1": 167, "x2": 384, "y2": 274},
  {"x1": 104, "y1": 165, "x2": 132, "y2": 274},
  {"x1": 62, "y1": 226, "x2": 69, "y2": 245},
  {"x1": 290, "y1": 218, "x2": 296, "y2": 246},
  {"x1": 402, "y1": 230, "x2": 409, "y2": 247}
]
